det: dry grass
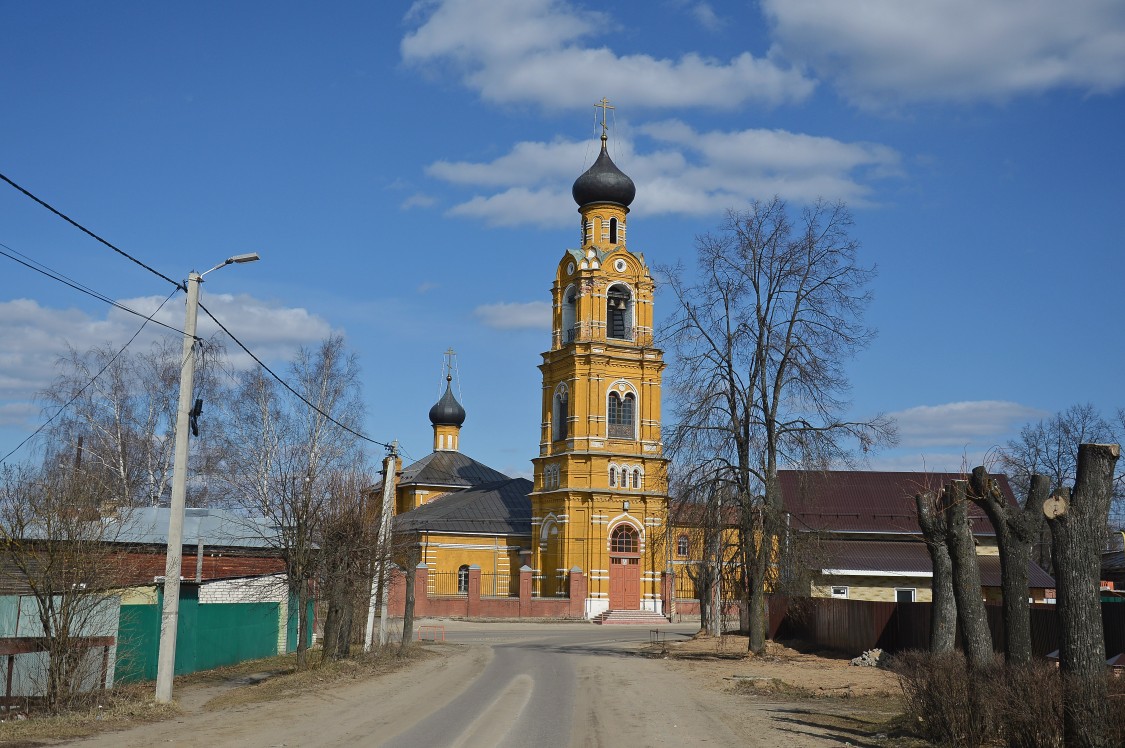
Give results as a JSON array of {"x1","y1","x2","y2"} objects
[
  {"x1": 0, "y1": 681, "x2": 179, "y2": 744},
  {"x1": 0, "y1": 645, "x2": 432, "y2": 746}
]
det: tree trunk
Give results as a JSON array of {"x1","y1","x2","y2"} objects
[
  {"x1": 969, "y1": 467, "x2": 1049, "y2": 665},
  {"x1": 400, "y1": 546, "x2": 421, "y2": 652},
  {"x1": 941, "y1": 480, "x2": 993, "y2": 667},
  {"x1": 1047, "y1": 443, "x2": 1118, "y2": 748},
  {"x1": 296, "y1": 579, "x2": 309, "y2": 669},
  {"x1": 915, "y1": 491, "x2": 956, "y2": 653}
]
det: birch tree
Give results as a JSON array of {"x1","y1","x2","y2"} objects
[
  {"x1": 662, "y1": 198, "x2": 895, "y2": 654},
  {"x1": 220, "y1": 336, "x2": 367, "y2": 669}
]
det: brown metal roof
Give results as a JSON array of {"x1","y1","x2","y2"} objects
[
  {"x1": 817, "y1": 539, "x2": 1055, "y2": 588},
  {"x1": 779, "y1": 470, "x2": 1017, "y2": 536}
]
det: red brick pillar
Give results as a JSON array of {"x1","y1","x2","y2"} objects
[
  {"x1": 467, "y1": 565, "x2": 481, "y2": 618},
  {"x1": 568, "y1": 567, "x2": 587, "y2": 619},
  {"x1": 662, "y1": 570, "x2": 674, "y2": 620},
  {"x1": 519, "y1": 565, "x2": 533, "y2": 616},
  {"x1": 414, "y1": 564, "x2": 429, "y2": 618},
  {"x1": 388, "y1": 566, "x2": 406, "y2": 616}
]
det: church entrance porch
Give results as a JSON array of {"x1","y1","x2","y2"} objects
[{"x1": 608, "y1": 556, "x2": 641, "y2": 610}]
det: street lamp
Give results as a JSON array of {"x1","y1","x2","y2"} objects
[{"x1": 155, "y1": 253, "x2": 259, "y2": 704}]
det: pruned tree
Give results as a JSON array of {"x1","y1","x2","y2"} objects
[
  {"x1": 662, "y1": 198, "x2": 895, "y2": 654},
  {"x1": 914, "y1": 491, "x2": 956, "y2": 653},
  {"x1": 0, "y1": 461, "x2": 131, "y2": 712},
  {"x1": 319, "y1": 469, "x2": 377, "y2": 661},
  {"x1": 941, "y1": 479, "x2": 993, "y2": 668},
  {"x1": 997, "y1": 403, "x2": 1120, "y2": 571},
  {"x1": 967, "y1": 466, "x2": 1048, "y2": 664},
  {"x1": 219, "y1": 335, "x2": 367, "y2": 669},
  {"x1": 1046, "y1": 443, "x2": 1119, "y2": 748}
]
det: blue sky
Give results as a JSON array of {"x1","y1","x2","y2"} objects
[{"x1": 1, "y1": 0, "x2": 1123, "y2": 478}]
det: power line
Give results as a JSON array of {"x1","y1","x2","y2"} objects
[
  {"x1": 0, "y1": 289, "x2": 180, "y2": 466},
  {"x1": 0, "y1": 171, "x2": 182, "y2": 290},
  {"x1": 0, "y1": 241, "x2": 186, "y2": 337},
  {"x1": 196, "y1": 301, "x2": 395, "y2": 452}
]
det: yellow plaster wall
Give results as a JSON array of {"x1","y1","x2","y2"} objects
[
  {"x1": 418, "y1": 532, "x2": 529, "y2": 594},
  {"x1": 811, "y1": 574, "x2": 934, "y2": 602}
]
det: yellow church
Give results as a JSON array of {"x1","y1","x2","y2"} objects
[{"x1": 391, "y1": 110, "x2": 671, "y2": 620}]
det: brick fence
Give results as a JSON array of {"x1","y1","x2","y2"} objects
[{"x1": 387, "y1": 564, "x2": 589, "y2": 619}]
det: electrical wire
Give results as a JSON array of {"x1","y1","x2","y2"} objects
[
  {"x1": 0, "y1": 241, "x2": 186, "y2": 336},
  {"x1": 0, "y1": 171, "x2": 182, "y2": 290},
  {"x1": 0, "y1": 289, "x2": 180, "y2": 466},
  {"x1": 196, "y1": 301, "x2": 396, "y2": 452}
]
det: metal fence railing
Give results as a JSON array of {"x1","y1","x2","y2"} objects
[
  {"x1": 480, "y1": 573, "x2": 515, "y2": 597},
  {"x1": 428, "y1": 570, "x2": 466, "y2": 597}
]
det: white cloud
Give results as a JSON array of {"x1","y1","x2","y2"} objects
[
  {"x1": 400, "y1": 193, "x2": 437, "y2": 210},
  {"x1": 427, "y1": 124, "x2": 901, "y2": 226},
  {"x1": 763, "y1": 0, "x2": 1125, "y2": 107},
  {"x1": 888, "y1": 400, "x2": 1045, "y2": 449},
  {"x1": 402, "y1": 0, "x2": 814, "y2": 109},
  {"x1": 691, "y1": 3, "x2": 722, "y2": 32},
  {"x1": 0, "y1": 296, "x2": 333, "y2": 428},
  {"x1": 473, "y1": 301, "x2": 552, "y2": 330}
]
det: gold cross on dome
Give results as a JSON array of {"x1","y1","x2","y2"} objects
[{"x1": 595, "y1": 97, "x2": 614, "y2": 136}]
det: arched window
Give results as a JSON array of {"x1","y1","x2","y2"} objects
[
  {"x1": 609, "y1": 217, "x2": 618, "y2": 244},
  {"x1": 610, "y1": 524, "x2": 639, "y2": 554},
  {"x1": 457, "y1": 564, "x2": 470, "y2": 594},
  {"x1": 609, "y1": 466, "x2": 617, "y2": 487},
  {"x1": 608, "y1": 391, "x2": 635, "y2": 439},
  {"x1": 553, "y1": 385, "x2": 569, "y2": 441},
  {"x1": 677, "y1": 535, "x2": 689, "y2": 557},
  {"x1": 606, "y1": 284, "x2": 632, "y2": 340},
  {"x1": 561, "y1": 285, "x2": 577, "y2": 343},
  {"x1": 631, "y1": 469, "x2": 641, "y2": 489}
]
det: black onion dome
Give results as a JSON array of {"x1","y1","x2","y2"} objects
[
  {"x1": 428, "y1": 381, "x2": 466, "y2": 427},
  {"x1": 572, "y1": 139, "x2": 635, "y2": 208}
]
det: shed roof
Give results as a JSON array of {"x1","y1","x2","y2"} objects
[
  {"x1": 393, "y1": 478, "x2": 532, "y2": 537},
  {"x1": 816, "y1": 538, "x2": 1055, "y2": 588},
  {"x1": 108, "y1": 506, "x2": 279, "y2": 549},
  {"x1": 779, "y1": 470, "x2": 1017, "y2": 536}
]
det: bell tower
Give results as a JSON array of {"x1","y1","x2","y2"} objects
[{"x1": 530, "y1": 101, "x2": 668, "y2": 617}]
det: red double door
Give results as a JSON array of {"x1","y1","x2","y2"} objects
[{"x1": 608, "y1": 555, "x2": 641, "y2": 610}]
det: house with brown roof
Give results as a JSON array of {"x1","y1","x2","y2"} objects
[{"x1": 778, "y1": 470, "x2": 1055, "y2": 604}]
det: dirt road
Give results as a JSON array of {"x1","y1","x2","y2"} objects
[{"x1": 69, "y1": 621, "x2": 883, "y2": 747}]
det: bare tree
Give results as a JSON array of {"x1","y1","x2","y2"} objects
[
  {"x1": 1047, "y1": 443, "x2": 1119, "y2": 748},
  {"x1": 0, "y1": 462, "x2": 129, "y2": 712},
  {"x1": 219, "y1": 336, "x2": 367, "y2": 669},
  {"x1": 662, "y1": 198, "x2": 895, "y2": 653},
  {"x1": 668, "y1": 475, "x2": 739, "y2": 636},
  {"x1": 914, "y1": 491, "x2": 957, "y2": 653},
  {"x1": 968, "y1": 466, "x2": 1049, "y2": 664},
  {"x1": 40, "y1": 339, "x2": 226, "y2": 508}
]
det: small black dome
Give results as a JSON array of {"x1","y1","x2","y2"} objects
[
  {"x1": 572, "y1": 138, "x2": 635, "y2": 209},
  {"x1": 428, "y1": 382, "x2": 466, "y2": 427}
]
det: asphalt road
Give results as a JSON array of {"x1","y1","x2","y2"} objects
[{"x1": 380, "y1": 622, "x2": 713, "y2": 748}]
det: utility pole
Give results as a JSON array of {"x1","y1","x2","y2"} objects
[
  {"x1": 155, "y1": 254, "x2": 258, "y2": 704},
  {"x1": 365, "y1": 441, "x2": 398, "y2": 650}
]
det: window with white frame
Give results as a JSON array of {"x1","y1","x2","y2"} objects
[
  {"x1": 895, "y1": 588, "x2": 916, "y2": 603},
  {"x1": 830, "y1": 586, "x2": 848, "y2": 599},
  {"x1": 552, "y1": 383, "x2": 569, "y2": 441}
]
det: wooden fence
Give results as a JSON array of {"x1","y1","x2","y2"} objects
[{"x1": 770, "y1": 597, "x2": 1125, "y2": 658}]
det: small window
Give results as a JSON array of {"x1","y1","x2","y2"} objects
[
  {"x1": 831, "y1": 586, "x2": 848, "y2": 599},
  {"x1": 457, "y1": 565, "x2": 470, "y2": 594},
  {"x1": 631, "y1": 469, "x2": 640, "y2": 489},
  {"x1": 609, "y1": 217, "x2": 618, "y2": 244},
  {"x1": 610, "y1": 524, "x2": 638, "y2": 554},
  {"x1": 895, "y1": 588, "x2": 916, "y2": 603},
  {"x1": 676, "y1": 535, "x2": 689, "y2": 557},
  {"x1": 609, "y1": 467, "x2": 617, "y2": 487}
]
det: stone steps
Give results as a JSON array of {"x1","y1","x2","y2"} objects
[{"x1": 592, "y1": 609, "x2": 670, "y2": 625}]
